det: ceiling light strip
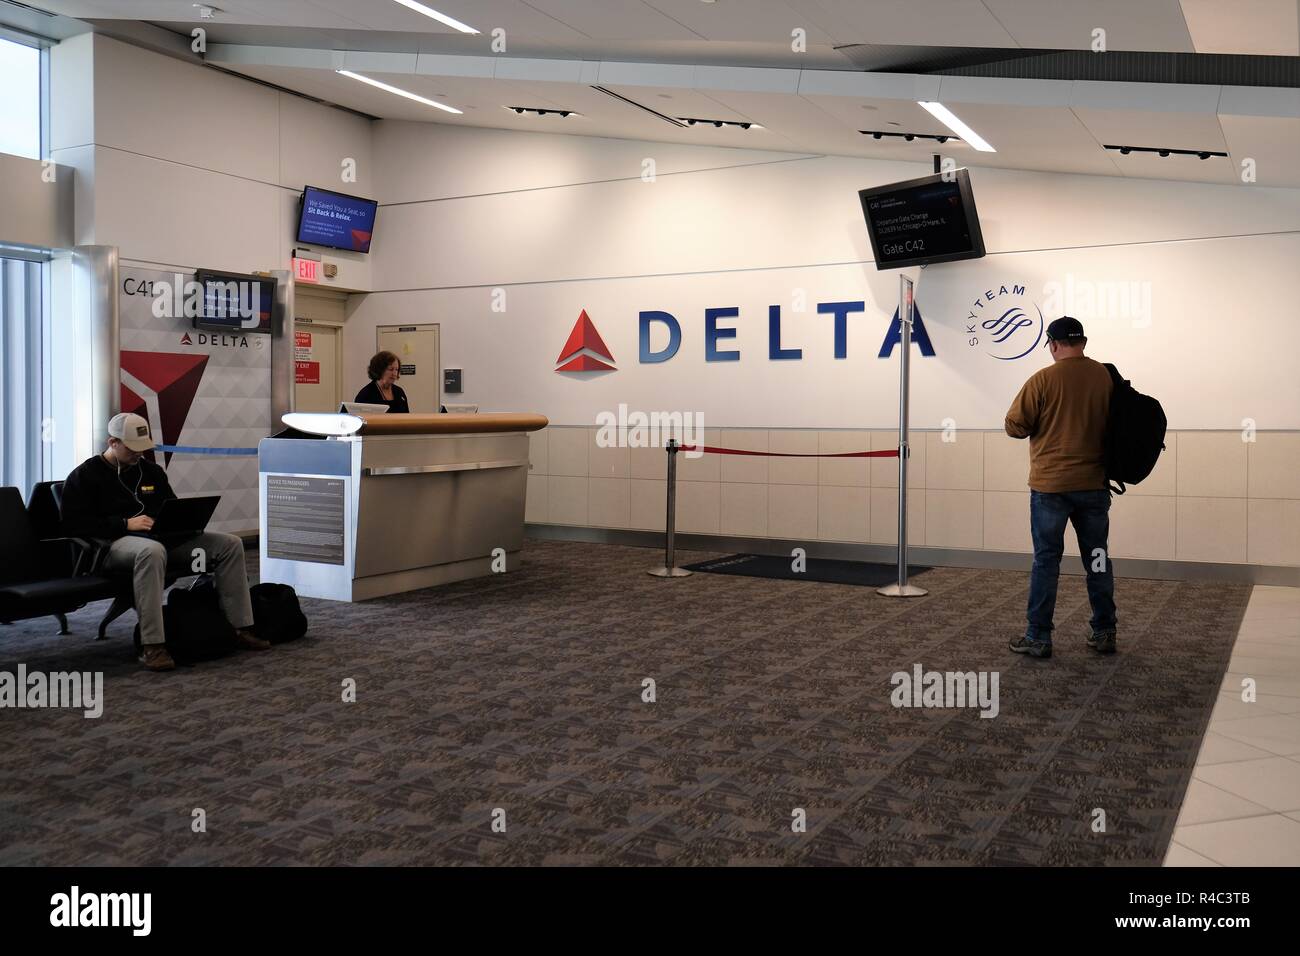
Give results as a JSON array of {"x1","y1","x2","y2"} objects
[
  {"x1": 390, "y1": 0, "x2": 479, "y2": 34},
  {"x1": 336, "y1": 70, "x2": 462, "y2": 114},
  {"x1": 916, "y1": 101, "x2": 996, "y2": 152}
]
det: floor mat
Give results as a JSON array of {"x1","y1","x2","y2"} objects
[{"x1": 682, "y1": 552, "x2": 931, "y2": 587}]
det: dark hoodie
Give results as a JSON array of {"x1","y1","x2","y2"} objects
[{"x1": 61, "y1": 453, "x2": 177, "y2": 540}]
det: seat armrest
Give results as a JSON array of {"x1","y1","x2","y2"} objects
[{"x1": 55, "y1": 536, "x2": 110, "y2": 575}]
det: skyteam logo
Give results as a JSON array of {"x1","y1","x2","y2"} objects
[{"x1": 964, "y1": 283, "x2": 1045, "y2": 361}]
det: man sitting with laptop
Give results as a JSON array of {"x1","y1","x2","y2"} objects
[{"x1": 61, "y1": 413, "x2": 270, "y2": 671}]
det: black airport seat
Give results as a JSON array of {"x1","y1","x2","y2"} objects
[
  {"x1": 0, "y1": 486, "x2": 117, "y2": 634},
  {"x1": 29, "y1": 479, "x2": 180, "y2": 640}
]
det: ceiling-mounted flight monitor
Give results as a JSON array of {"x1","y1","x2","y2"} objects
[
  {"x1": 194, "y1": 270, "x2": 275, "y2": 334},
  {"x1": 858, "y1": 168, "x2": 986, "y2": 271},
  {"x1": 295, "y1": 185, "x2": 378, "y2": 254}
]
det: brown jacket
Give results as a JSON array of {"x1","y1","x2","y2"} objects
[{"x1": 1004, "y1": 355, "x2": 1113, "y2": 492}]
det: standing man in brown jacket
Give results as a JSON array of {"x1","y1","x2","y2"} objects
[{"x1": 1004, "y1": 317, "x2": 1117, "y2": 659}]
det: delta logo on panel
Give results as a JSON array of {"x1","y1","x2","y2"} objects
[{"x1": 556, "y1": 310, "x2": 617, "y2": 372}]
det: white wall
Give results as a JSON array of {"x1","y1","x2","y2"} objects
[
  {"x1": 343, "y1": 120, "x2": 1300, "y2": 568},
  {"x1": 352, "y1": 121, "x2": 1300, "y2": 431},
  {"x1": 50, "y1": 34, "x2": 375, "y2": 290}
]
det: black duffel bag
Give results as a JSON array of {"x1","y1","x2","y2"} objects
[
  {"x1": 133, "y1": 575, "x2": 238, "y2": 664},
  {"x1": 250, "y1": 582, "x2": 308, "y2": 644}
]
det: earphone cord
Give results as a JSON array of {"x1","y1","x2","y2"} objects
[{"x1": 116, "y1": 459, "x2": 145, "y2": 519}]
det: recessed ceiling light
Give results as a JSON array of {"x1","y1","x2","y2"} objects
[
  {"x1": 916, "y1": 101, "x2": 995, "y2": 152},
  {"x1": 390, "y1": 0, "x2": 480, "y2": 34},
  {"x1": 336, "y1": 70, "x2": 463, "y2": 114}
]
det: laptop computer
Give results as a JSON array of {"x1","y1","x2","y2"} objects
[{"x1": 130, "y1": 496, "x2": 220, "y2": 540}]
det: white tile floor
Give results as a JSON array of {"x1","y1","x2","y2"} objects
[{"x1": 1164, "y1": 585, "x2": 1300, "y2": 866}]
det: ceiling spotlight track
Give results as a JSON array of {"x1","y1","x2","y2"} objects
[
  {"x1": 1105, "y1": 144, "x2": 1228, "y2": 160},
  {"x1": 507, "y1": 107, "x2": 577, "y2": 118},
  {"x1": 590, "y1": 86, "x2": 688, "y2": 128},
  {"x1": 860, "y1": 130, "x2": 958, "y2": 144},
  {"x1": 679, "y1": 117, "x2": 762, "y2": 130}
]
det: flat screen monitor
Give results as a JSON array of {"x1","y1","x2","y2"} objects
[
  {"x1": 340, "y1": 402, "x2": 389, "y2": 415},
  {"x1": 296, "y1": 186, "x2": 378, "y2": 254},
  {"x1": 858, "y1": 168, "x2": 986, "y2": 270},
  {"x1": 193, "y1": 270, "x2": 275, "y2": 334}
]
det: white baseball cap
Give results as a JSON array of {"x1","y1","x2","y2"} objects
[{"x1": 107, "y1": 412, "x2": 155, "y2": 452}]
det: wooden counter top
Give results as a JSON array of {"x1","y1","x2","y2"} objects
[{"x1": 356, "y1": 413, "x2": 548, "y2": 435}]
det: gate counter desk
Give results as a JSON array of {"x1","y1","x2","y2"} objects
[{"x1": 258, "y1": 412, "x2": 547, "y2": 601}]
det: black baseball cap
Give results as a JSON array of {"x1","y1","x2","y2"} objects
[{"x1": 1045, "y1": 316, "x2": 1086, "y2": 342}]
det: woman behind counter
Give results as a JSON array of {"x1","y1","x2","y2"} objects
[{"x1": 354, "y1": 350, "x2": 410, "y2": 413}]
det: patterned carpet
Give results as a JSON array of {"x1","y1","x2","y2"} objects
[{"x1": 0, "y1": 538, "x2": 1250, "y2": 866}]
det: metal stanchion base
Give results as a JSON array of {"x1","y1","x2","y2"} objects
[
  {"x1": 876, "y1": 583, "x2": 928, "y2": 597},
  {"x1": 647, "y1": 567, "x2": 692, "y2": 578}
]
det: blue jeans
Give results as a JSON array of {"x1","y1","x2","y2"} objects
[{"x1": 1026, "y1": 489, "x2": 1117, "y2": 643}]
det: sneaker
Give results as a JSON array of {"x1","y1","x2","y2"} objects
[
  {"x1": 139, "y1": 645, "x2": 176, "y2": 671},
  {"x1": 235, "y1": 628, "x2": 271, "y2": 651},
  {"x1": 1087, "y1": 629, "x2": 1117, "y2": 654},
  {"x1": 1009, "y1": 635, "x2": 1052, "y2": 659}
]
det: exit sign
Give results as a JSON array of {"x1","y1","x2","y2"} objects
[{"x1": 293, "y1": 257, "x2": 319, "y2": 283}]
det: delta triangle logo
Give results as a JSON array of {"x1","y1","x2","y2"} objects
[
  {"x1": 555, "y1": 309, "x2": 616, "y2": 372},
  {"x1": 120, "y1": 350, "x2": 208, "y2": 467},
  {"x1": 180, "y1": 332, "x2": 192, "y2": 346}
]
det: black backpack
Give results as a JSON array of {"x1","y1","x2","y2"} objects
[
  {"x1": 133, "y1": 575, "x2": 238, "y2": 664},
  {"x1": 250, "y1": 583, "x2": 308, "y2": 644},
  {"x1": 1102, "y1": 363, "x2": 1167, "y2": 495}
]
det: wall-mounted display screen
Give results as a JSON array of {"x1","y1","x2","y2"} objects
[
  {"x1": 295, "y1": 186, "x2": 378, "y2": 254},
  {"x1": 858, "y1": 168, "x2": 986, "y2": 270},
  {"x1": 194, "y1": 270, "x2": 275, "y2": 334}
]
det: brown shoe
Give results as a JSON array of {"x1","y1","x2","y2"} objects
[
  {"x1": 139, "y1": 645, "x2": 176, "y2": 671},
  {"x1": 235, "y1": 628, "x2": 271, "y2": 651}
]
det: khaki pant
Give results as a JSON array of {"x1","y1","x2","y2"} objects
[{"x1": 103, "y1": 532, "x2": 254, "y2": 645}]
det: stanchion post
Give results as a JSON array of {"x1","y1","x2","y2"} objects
[
  {"x1": 878, "y1": 275, "x2": 928, "y2": 598},
  {"x1": 648, "y1": 438, "x2": 691, "y2": 578}
]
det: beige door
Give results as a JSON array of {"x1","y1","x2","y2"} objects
[
  {"x1": 294, "y1": 321, "x2": 341, "y2": 412},
  {"x1": 377, "y1": 323, "x2": 440, "y2": 413}
]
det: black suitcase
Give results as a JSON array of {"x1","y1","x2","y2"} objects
[
  {"x1": 250, "y1": 582, "x2": 308, "y2": 644},
  {"x1": 133, "y1": 575, "x2": 238, "y2": 664}
]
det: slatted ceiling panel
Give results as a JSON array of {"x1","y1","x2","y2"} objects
[
  {"x1": 639, "y1": 0, "x2": 835, "y2": 44},
  {"x1": 982, "y1": 0, "x2": 1196, "y2": 52},
  {"x1": 1180, "y1": 0, "x2": 1300, "y2": 56}
]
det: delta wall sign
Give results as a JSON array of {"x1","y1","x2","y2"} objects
[
  {"x1": 555, "y1": 299, "x2": 937, "y2": 374},
  {"x1": 556, "y1": 282, "x2": 1048, "y2": 374}
]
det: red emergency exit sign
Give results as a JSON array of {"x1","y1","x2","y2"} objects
[{"x1": 293, "y1": 257, "x2": 319, "y2": 283}]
